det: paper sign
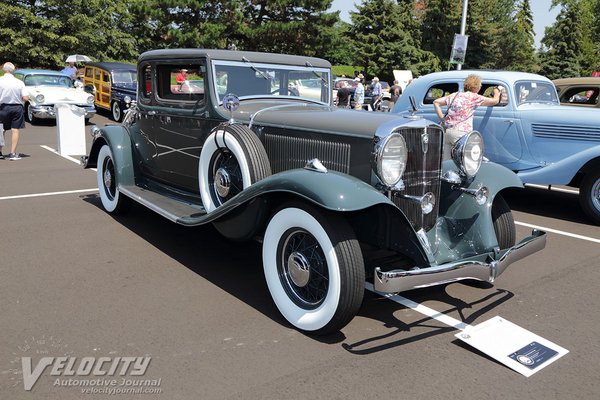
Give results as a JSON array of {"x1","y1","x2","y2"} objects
[{"x1": 455, "y1": 316, "x2": 568, "y2": 377}]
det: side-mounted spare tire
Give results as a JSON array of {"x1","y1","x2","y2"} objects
[{"x1": 199, "y1": 124, "x2": 271, "y2": 213}]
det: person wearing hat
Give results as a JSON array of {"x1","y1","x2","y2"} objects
[
  {"x1": 353, "y1": 76, "x2": 365, "y2": 110},
  {"x1": 176, "y1": 69, "x2": 188, "y2": 84}
]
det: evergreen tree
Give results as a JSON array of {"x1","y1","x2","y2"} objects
[
  {"x1": 350, "y1": 0, "x2": 439, "y2": 80},
  {"x1": 540, "y1": 1, "x2": 582, "y2": 79},
  {"x1": 420, "y1": 0, "x2": 462, "y2": 67},
  {"x1": 505, "y1": 0, "x2": 538, "y2": 72}
]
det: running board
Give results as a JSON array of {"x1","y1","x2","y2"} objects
[{"x1": 119, "y1": 185, "x2": 207, "y2": 225}]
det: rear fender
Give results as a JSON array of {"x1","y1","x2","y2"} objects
[{"x1": 84, "y1": 125, "x2": 135, "y2": 187}]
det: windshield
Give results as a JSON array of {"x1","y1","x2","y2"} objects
[
  {"x1": 212, "y1": 60, "x2": 331, "y2": 104},
  {"x1": 515, "y1": 81, "x2": 559, "y2": 105},
  {"x1": 112, "y1": 70, "x2": 137, "y2": 84},
  {"x1": 24, "y1": 74, "x2": 72, "y2": 88}
]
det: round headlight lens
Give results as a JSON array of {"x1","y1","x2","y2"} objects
[
  {"x1": 35, "y1": 94, "x2": 45, "y2": 103},
  {"x1": 452, "y1": 131, "x2": 484, "y2": 177},
  {"x1": 376, "y1": 133, "x2": 407, "y2": 187},
  {"x1": 124, "y1": 95, "x2": 132, "y2": 104},
  {"x1": 87, "y1": 95, "x2": 95, "y2": 104}
]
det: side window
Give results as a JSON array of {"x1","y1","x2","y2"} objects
[
  {"x1": 156, "y1": 63, "x2": 206, "y2": 103},
  {"x1": 423, "y1": 83, "x2": 459, "y2": 104},
  {"x1": 561, "y1": 87, "x2": 599, "y2": 104},
  {"x1": 481, "y1": 83, "x2": 509, "y2": 106},
  {"x1": 85, "y1": 68, "x2": 93, "y2": 78}
]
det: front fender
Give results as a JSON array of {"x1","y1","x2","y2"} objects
[
  {"x1": 83, "y1": 124, "x2": 135, "y2": 187},
  {"x1": 517, "y1": 144, "x2": 600, "y2": 184}
]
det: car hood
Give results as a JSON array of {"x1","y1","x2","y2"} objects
[
  {"x1": 112, "y1": 82, "x2": 137, "y2": 95},
  {"x1": 228, "y1": 100, "x2": 409, "y2": 138},
  {"x1": 24, "y1": 86, "x2": 93, "y2": 105}
]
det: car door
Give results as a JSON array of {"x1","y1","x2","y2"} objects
[
  {"x1": 144, "y1": 60, "x2": 220, "y2": 191},
  {"x1": 471, "y1": 80, "x2": 523, "y2": 167}
]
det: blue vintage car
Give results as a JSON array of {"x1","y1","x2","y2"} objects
[{"x1": 394, "y1": 70, "x2": 600, "y2": 224}]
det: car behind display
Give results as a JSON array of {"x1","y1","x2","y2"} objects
[
  {"x1": 15, "y1": 69, "x2": 96, "y2": 124},
  {"x1": 82, "y1": 50, "x2": 545, "y2": 335},
  {"x1": 83, "y1": 62, "x2": 137, "y2": 122},
  {"x1": 394, "y1": 70, "x2": 600, "y2": 224}
]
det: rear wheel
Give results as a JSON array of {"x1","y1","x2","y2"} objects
[
  {"x1": 492, "y1": 194, "x2": 516, "y2": 249},
  {"x1": 97, "y1": 144, "x2": 131, "y2": 214},
  {"x1": 262, "y1": 204, "x2": 365, "y2": 335},
  {"x1": 579, "y1": 170, "x2": 600, "y2": 224}
]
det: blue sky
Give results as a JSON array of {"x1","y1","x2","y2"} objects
[{"x1": 329, "y1": 0, "x2": 559, "y2": 47}]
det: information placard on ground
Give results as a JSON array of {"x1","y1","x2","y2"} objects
[{"x1": 455, "y1": 316, "x2": 569, "y2": 377}]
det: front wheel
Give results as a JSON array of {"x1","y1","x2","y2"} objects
[
  {"x1": 262, "y1": 204, "x2": 365, "y2": 335},
  {"x1": 111, "y1": 101, "x2": 123, "y2": 122},
  {"x1": 25, "y1": 103, "x2": 38, "y2": 125},
  {"x1": 492, "y1": 194, "x2": 516, "y2": 249},
  {"x1": 579, "y1": 171, "x2": 600, "y2": 224},
  {"x1": 96, "y1": 145, "x2": 131, "y2": 214}
]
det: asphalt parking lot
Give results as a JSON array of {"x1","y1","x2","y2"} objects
[{"x1": 1, "y1": 112, "x2": 600, "y2": 400}]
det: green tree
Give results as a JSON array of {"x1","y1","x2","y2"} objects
[
  {"x1": 420, "y1": 0, "x2": 462, "y2": 66},
  {"x1": 540, "y1": 1, "x2": 582, "y2": 79},
  {"x1": 505, "y1": 0, "x2": 538, "y2": 72},
  {"x1": 350, "y1": 0, "x2": 439, "y2": 80}
]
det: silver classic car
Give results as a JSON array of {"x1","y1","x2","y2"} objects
[
  {"x1": 82, "y1": 50, "x2": 545, "y2": 335},
  {"x1": 15, "y1": 69, "x2": 96, "y2": 124},
  {"x1": 395, "y1": 70, "x2": 600, "y2": 224}
]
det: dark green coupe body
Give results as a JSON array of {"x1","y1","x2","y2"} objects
[{"x1": 83, "y1": 49, "x2": 546, "y2": 335}]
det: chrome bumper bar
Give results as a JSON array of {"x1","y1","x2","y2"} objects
[{"x1": 374, "y1": 229, "x2": 546, "y2": 293}]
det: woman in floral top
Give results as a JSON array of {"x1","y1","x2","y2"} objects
[{"x1": 434, "y1": 74, "x2": 500, "y2": 160}]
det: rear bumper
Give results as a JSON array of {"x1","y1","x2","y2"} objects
[{"x1": 374, "y1": 229, "x2": 546, "y2": 293}]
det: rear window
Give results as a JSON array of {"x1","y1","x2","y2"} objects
[{"x1": 156, "y1": 64, "x2": 206, "y2": 103}]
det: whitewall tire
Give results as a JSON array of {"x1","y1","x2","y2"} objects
[{"x1": 97, "y1": 144, "x2": 130, "y2": 214}]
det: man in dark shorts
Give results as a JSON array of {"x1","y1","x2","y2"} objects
[{"x1": 0, "y1": 62, "x2": 29, "y2": 160}]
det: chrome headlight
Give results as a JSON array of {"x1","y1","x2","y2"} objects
[
  {"x1": 374, "y1": 133, "x2": 408, "y2": 187},
  {"x1": 87, "y1": 95, "x2": 95, "y2": 104},
  {"x1": 35, "y1": 94, "x2": 45, "y2": 103},
  {"x1": 124, "y1": 95, "x2": 132, "y2": 104},
  {"x1": 451, "y1": 130, "x2": 484, "y2": 177}
]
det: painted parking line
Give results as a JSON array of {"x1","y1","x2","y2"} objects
[
  {"x1": 40, "y1": 145, "x2": 94, "y2": 168},
  {"x1": 0, "y1": 188, "x2": 98, "y2": 201},
  {"x1": 516, "y1": 221, "x2": 600, "y2": 244}
]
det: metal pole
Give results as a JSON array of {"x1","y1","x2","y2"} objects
[{"x1": 457, "y1": 0, "x2": 468, "y2": 70}]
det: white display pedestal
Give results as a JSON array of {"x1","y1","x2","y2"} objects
[{"x1": 55, "y1": 103, "x2": 86, "y2": 155}]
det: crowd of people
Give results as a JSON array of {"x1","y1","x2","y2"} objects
[{"x1": 335, "y1": 72, "x2": 404, "y2": 111}]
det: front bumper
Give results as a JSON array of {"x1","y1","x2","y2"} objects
[
  {"x1": 31, "y1": 105, "x2": 96, "y2": 119},
  {"x1": 374, "y1": 229, "x2": 546, "y2": 293}
]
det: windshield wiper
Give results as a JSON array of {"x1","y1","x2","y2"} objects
[
  {"x1": 305, "y1": 61, "x2": 329, "y2": 88},
  {"x1": 242, "y1": 56, "x2": 270, "y2": 80}
]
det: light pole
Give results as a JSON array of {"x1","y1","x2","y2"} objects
[{"x1": 457, "y1": 0, "x2": 468, "y2": 70}]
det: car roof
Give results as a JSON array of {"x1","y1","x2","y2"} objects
[
  {"x1": 85, "y1": 62, "x2": 136, "y2": 71},
  {"x1": 413, "y1": 70, "x2": 552, "y2": 85},
  {"x1": 16, "y1": 69, "x2": 70, "y2": 77},
  {"x1": 553, "y1": 77, "x2": 600, "y2": 85},
  {"x1": 139, "y1": 49, "x2": 331, "y2": 69}
]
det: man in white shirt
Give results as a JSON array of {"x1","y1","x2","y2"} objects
[{"x1": 0, "y1": 62, "x2": 29, "y2": 160}]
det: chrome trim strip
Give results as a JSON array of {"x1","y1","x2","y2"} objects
[{"x1": 374, "y1": 229, "x2": 546, "y2": 293}]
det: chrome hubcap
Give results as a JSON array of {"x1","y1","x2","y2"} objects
[
  {"x1": 214, "y1": 167, "x2": 231, "y2": 198},
  {"x1": 592, "y1": 179, "x2": 600, "y2": 210},
  {"x1": 103, "y1": 168, "x2": 112, "y2": 189},
  {"x1": 287, "y1": 251, "x2": 310, "y2": 287}
]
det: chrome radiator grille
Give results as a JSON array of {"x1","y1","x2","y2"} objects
[
  {"x1": 393, "y1": 126, "x2": 443, "y2": 232},
  {"x1": 263, "y1": 134, "x2": 351, "y2": 174}
]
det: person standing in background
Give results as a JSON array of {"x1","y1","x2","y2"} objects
[
  {"x1": 353, "y1": 75, "x2": 364, "y2": 110},
  {"x1": 0, "y1": 62, "x2": 29, "y2": 160},
  {"x1": 61, "y1": 62, "x2": 77, "y2": 79},
  {"x1": 389, "y1": 80, "x2": 402, "y2": 111}
]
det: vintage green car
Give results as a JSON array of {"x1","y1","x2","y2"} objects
[{"x1": 82, "y1": 49, "x2": 546, "y2": 335}]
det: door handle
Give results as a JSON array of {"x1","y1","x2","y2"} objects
[{"x1": 503, "y1": 119, "x2": 514, "y2": 124}]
